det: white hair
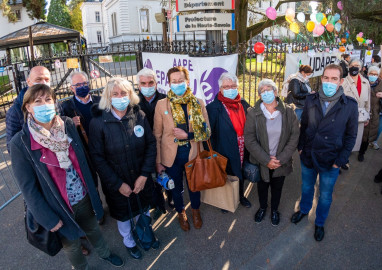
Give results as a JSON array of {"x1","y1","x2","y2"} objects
[
  {"x1": 218, "y1": 72, "x2": 239, "y2": 88},
  {"x1": 69, "y1": 71, "x2": 89, "y2": 85},
  {"x1": 368, "y1": 66, "x2": 380, "y2": 75},
  {"x1": 136, "y1": 68, "x2": 157, "y2": 84},
  {"x1": 258, "y1": 79, "x2": 278, "y2": 95},
  {"x1": 99, "y1": 77, "x2": 139, "y2": 111},
  {"x1": 349, "y1": 58, "x2": 363, "y2": 67}
]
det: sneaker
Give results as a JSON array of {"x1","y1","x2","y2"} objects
[
  {"x1": 371, "y1": 141, "x2": 380, "y2": 150},
  {"x1": 101, "y1": 253, "x2": 124, "y2": 267}
]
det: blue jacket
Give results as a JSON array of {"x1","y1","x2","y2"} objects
[
  {"x1": 10, "y1": 117, "x2": 103, "y2": 241},
  {"x1": 298, "y1": 91, "x2": 358, "y2": 171},
  {"x1": 206, "y1": 95, "x2": 250, "y2": 180},
  {"x1": 6, "y1": 87, "x2": 28, "y2": 153}
]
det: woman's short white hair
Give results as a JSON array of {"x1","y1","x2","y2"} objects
[
  {"x1": 349, "y1": 58, "x2": 363, "y2": 67},
  {"x1": 99, "y1": 77, "x2": 139, "y2": 111},
  {"x1": 258, "y1": 79, "x2": 278, "y2": 95},
  {"x1": 136, "y1": 68, "x2": 157, "y2": 84},
  {"x1": 218, "y1": 72, "x2": 239, "y2": 88},
  {"x1": 368, "y1": 66, "x2": 380, "y2": 75}
]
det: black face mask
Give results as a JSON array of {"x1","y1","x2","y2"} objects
[{"x1": 349, "y1": 66, "x2": 360, "y2": 76}]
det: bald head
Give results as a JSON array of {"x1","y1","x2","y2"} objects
[{"x1": 27, "y1": 66, "x2": 51, "y2": 87}]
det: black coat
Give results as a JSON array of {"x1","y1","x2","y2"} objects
[
  {"x1": 88, "y1": 104, "x2": 156, "y2": 221},
  {"x1": 59, "y1": 95, "x2": 101, "y2": 145},
  {"x1": 298, "y1": 91, "x2": 358, "y2": 171},
  {"x1": 286, "y1": 78, "x2": 311, "y2": 109},
  {"x1": 137, "y1": 91, "x2": 166, "y2": 130},
  {"x1": 10, "y1": 117, "x2": 104, "y2": 240},
  {"x1": 206, "y1": 95, "x2": 250, "y2": 180},
  {"x1": 340, "y1": 60, "x2": 349, "y2": 78}
]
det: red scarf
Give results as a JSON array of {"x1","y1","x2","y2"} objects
[
  {"x1": 217, "y1": 92, "x2": 246, "y2": 136},
  {"x1": 357, "y1": 75, "x2": 362, "y2": 97}
]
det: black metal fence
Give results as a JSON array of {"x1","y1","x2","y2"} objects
[{"x1": 0, "y1": 39, "x2": 379, "y2": 117}]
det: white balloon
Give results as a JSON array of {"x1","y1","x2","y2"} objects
[
  {"x1": 310, "y1": 13, "x2": 317, "y2": 23},
  {"x1": 297, "y1": 12, "x2": 305, "y2": 23}
]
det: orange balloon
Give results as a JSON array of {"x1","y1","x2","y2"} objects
[
  {"x1": 326, "y1": 23, "x2": 334, "y2": 32},
  {"x1": 307, "y1": 21, "x2": 315, "y2": 32},
  {"x1": 341, "y1": 38, "x2": 346, "y2": 43},
  {"x1": 339, "y1": 46, "x2": 346, "y2": 52}
]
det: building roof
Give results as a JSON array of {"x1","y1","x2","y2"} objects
[{"x1": 0, "y1": 21, "x2": 80, "y2": 50}]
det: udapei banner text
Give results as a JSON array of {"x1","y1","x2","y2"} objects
[
  {"x1": 284, "y1": 50, "x2": 362, "y2": 80},
  {"x1": 142, "y1": 53, "x2": 238, "y2": 105}
]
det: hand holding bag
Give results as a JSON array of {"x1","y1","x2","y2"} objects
[
  {"x1": 24, "y1": 204, "x2": 62, "y2": 256},
  {"x1": 127, "y1": 195, "x2": 155, "y2": 251},
  {"x1": 185, "y1": 139, "x2": 228, "y2": 192}
]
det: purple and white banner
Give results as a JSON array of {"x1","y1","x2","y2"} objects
[{"x1": 142, "y1": 52, "x2": 238, "y2": 104}]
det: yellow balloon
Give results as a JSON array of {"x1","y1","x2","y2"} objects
[
  {"x1": 290, "y1": 22, "x2": 300, "y2": 34},
  {"x1": 307, "y1": 21, "x2": 315, "y2": 32},
  {"x1": 356, "y1": 36, "x2": 363, "y2": 42},
  {"x1": 286, "y1": 15, "x2": 294, "y2": 23},
  {"x1": 321, "y1": 17, "x2": 327, "y2": 26},
  {"x1": 367, "y1": 51, "x2": 372, "y2": 55}
]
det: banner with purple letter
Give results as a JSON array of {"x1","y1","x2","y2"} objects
[{"x1": 142, "y1": 53, "x2": 238, "y2": 104}]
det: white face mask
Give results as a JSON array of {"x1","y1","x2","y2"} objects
[{"x1": 33, "y1": 81, "x2": 51, "y2": 87}]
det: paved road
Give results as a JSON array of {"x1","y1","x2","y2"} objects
[{"x1": 1, "y1": 139, "x2": 382, "y2": 270}]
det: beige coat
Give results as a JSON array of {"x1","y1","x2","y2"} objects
[
  {"x1": 342, "y1": 75, "x2": 371, "y2": 151},
  {"x1": 342, "y1": 75, "x2": 371, "y2": 117},
  {"x1": 153, "y1": 97, "x2": 210, "y2": 167}
]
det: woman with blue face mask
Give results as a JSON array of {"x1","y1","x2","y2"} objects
[
  {"x1": 206, "y1": 72, "x2": 252, "y2": 212},
  {"x1": 88, "y1": 77, "x2": 159, "y2": 260},
  {"x1": 358, "y1": 66, "x2": 382, "y2": 160},
  {"x1": 342, "y1": 58, "x2": 371, "y2": 162},
  {"x1": 10, "y1": 84, "x2": 123, "y2": 269},
  {"x1": 153, "y1": 66, "x2": 210, "y2": 231},
  {"x1": 244, "y1": 79, "x2": 299, "y2": 226}
]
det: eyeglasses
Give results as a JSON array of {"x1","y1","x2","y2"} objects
[
  {"x1": 221, "y1": 85, "x2": 238, "y2": 90},
  {"x1": 72, "y1": 82, "x2": 89, "y2": 88}
]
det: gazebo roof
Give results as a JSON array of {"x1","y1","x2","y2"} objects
[{"x1": 0, "y1": 21, "x2": 80, "y2": 50}]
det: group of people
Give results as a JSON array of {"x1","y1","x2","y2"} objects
[{"x1": 5, "y1": 55, "x2": 381, "y2": 269}]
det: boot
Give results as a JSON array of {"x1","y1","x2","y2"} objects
[
  {"x1": 191, "y1": 208, "x2": 203, "y2": 229},
  {"x1": 178, "y1": 210, "x2": 190, "y2": 231}
]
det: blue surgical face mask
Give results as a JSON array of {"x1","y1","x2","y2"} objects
[
  {"x1": 75, "y1": 85, "x2": 90, "y2": 98},
  {"x1": 322, "y1": 82, "x2": 338, "y2": 97},
  {"x1": 369, "y1": 75, "x2": 378, "y2": 83},
  {"x1": 111, "y1": 97, "x2": 130, "y2": 111},
  {"x1": 261, "y1": 90, "x2": 275, "y2": 104},
  {"x1": 170, "y1": 82, "x2": 187, "y2": 96},
  {"x1": 140, "y1": 86, "x2": 156, "y2": 97},
  {"x1": 33, "y1": 104, "x2": 56, "y2": 123},
  {"x1": 223, "y1": 89, "x2": 238, "y2": 99}
]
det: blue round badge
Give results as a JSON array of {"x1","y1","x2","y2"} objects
[{"x1": 134, "y1": 125, "x2": 144, "y2": 137}]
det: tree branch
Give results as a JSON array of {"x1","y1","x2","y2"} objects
[
  {"x1": 274, "y1": 0, "x2": 324, "y2": 10},
  {"x1": 247, "y1": 9, "x2": 266, "y2": 17}
]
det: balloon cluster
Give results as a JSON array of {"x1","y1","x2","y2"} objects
[
  {"x1": 356, "y1": 32, "x2": 372, "y2": 46},
  {"x1": 306, "y1": 12, "x2": 342, "y2": 37}
]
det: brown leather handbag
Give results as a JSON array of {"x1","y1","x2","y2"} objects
[{"x1": 185, "y1": 140, "x2": 228, "y2": 192}]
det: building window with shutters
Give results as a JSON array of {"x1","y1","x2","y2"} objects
[
  {"x1": 111, "y1": 12, "x2": 118, "y2": 36},
  {"x1": 97, "y1": 31, "x2": 102, "y2": 43},
  {"x1": 95, "y1": 11, "x2": 100, "y2": 23},
  {"x1": 139, "y1": 9, "x2": 149, "y2": 33}
]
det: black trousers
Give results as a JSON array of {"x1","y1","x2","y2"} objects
[
  {"x1": 359, "y1": 141, "x2": 369, "y2": 155},
  {"x1": 257, "y1": 170, "x2": 285, "y2": 211}
]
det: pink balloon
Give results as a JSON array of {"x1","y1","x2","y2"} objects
[
  {"x1": 266, "y1": 7, "x2": 277, "y2": 20},
  {"x1": 358, "y1": 32, "x2": 363, "y2": 37},
  {"x1": 313, "y1": 24, "x2": 325, "y2": 36},
  {"x1": 368, "y1": 40, "x2": 373, "y2": 44},
  {"x1": 337, "y1": 1, "x2": 343, "y2": 10}
]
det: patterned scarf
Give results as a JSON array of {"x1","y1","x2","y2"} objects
[
  {"x1": 28, "y1": 114, "x2": 72, "y2": 169},
  {"x1": 167, "y1": 88, "x2": 210, "y2": 145}
]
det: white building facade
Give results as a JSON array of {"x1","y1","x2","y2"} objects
[{"x1": 81, "y1": 0, "x2": 207, "y2": 48}]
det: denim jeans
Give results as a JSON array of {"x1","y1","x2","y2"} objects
[
  {"x1": 295, "y1": 108, "x2": 303, "y2": 121},
  {"x1": 165, "y1": 144, "x2": 200, "y2": 213},
  {"x1": 299, "y1": 161, "x2": 340, "y2": 226}
]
